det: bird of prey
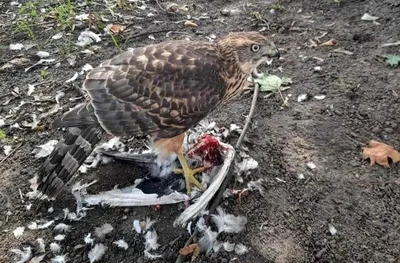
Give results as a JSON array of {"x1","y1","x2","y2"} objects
[{"x1": 34, "y1": 32, "x2": 280, "y2": 199}]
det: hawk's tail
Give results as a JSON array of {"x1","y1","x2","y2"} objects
[{"x1": 35, "y1": 126, "x2": 102, "y2": 199}]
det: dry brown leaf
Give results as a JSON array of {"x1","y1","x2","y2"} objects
[
  {"x1": 184, "y1": 20, "x2": 198, "y2": 28},
  {"x1": 109, "y1": 24, "x2": 125, "y2": 35},
  {"x1": 178, "y1": 243, "x2": 200, "y2": 262},
  {"x1": 319, "y1": 38, "x2": 336, "y2": 46},
  {"x1": 362, "y1": 140, "x2": 400, "y2": 167}
]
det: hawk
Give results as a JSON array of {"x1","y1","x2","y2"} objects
[{"x1": 34, "y1": 32, "x2": 280, "y2": 199}]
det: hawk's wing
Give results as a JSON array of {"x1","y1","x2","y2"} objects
[{"x1": 83, "y1": 41, "x2": 226, "y2": 138}]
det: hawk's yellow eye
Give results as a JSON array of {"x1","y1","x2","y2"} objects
[{"x1": 251, "y1": 44, "x2": 260, "y2": 52}]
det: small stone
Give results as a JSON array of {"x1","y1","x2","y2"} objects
[
  {"x1": 306, "y1": 162, "x2": 316, "y2": 170},
  {"x1": 220, "y1": 9, "x2": 230, "y2": 16},
  {"x1": 297, "y1": 94, "x2": 308, "y2": 102}
]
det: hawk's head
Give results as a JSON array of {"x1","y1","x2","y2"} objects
[{"x1": 219, "y1": 32, "x2": 280, "y2": 74}]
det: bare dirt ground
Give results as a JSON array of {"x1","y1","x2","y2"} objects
[{"x1": 1, "y1": 0, "x2": 400, "y2": 262}]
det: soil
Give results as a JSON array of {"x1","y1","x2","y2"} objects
[{"x1": 1, "y1": 0, "x2": 400, "y2": 262}]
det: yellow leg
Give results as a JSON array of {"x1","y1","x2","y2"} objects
[{"x1": 174, "y1": 152, "x2": 206, "y2": 194}]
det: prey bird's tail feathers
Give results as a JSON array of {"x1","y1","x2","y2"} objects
[
  {"x1": 35, "y1": 102, "x2": 103, "y2": 199},
  {"x1": 36, "y1": 126, "x2": 102, "y2": 199}
]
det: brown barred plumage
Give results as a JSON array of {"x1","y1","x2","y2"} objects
[{"x1": 34, "y1": 32, "x2": 279, "y2": 199}]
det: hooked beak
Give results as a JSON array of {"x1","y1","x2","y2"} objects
[{"x1": 269, "y1": 48, "x2": 280, "y2": 58}]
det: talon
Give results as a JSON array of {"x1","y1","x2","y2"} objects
[{"x1": 175, "y1": 154, "x2": 206, "y2": 194}]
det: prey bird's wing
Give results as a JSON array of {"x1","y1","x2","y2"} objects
[{"x1": 83, "y1": 41, "x2": 226, "y2": 138}]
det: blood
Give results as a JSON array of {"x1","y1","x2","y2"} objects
[{"x1": 186, "y1": 134, "x2": 225, "y2": 168}]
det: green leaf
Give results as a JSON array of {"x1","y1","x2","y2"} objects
[
  {"x1": 384, "y1": 54, "x2": 400, "y2": 68},
  {"x1": 254, "y1": 73, "x2": 292, "y2": 92},
  {"x1": 0, "y1": 129, "x2": 7, "y2": 142}
]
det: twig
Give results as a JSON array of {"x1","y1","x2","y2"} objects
[
  {"x1": 236, "y1": 84, "x2": 259, "y2": 149},
  {"x1": 0, "y1": 142, "x2": 24, "y2": 166},
  {"x1": 176, "y1": 83, "x2": 260, "y2": 263},
  {"x1": 156, "y1": 0, "x2": 166, "y2": 12}
]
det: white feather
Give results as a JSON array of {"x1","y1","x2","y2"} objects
[
  {"x1": 212, "y1": 241, "x2": 222, "y2": 253},
  {"x1": 50, "y1": 254, "x2": 68, "y2": 263},
  {"x1": 132, "y1": 220, "x2": 142, "y2": 234},
  {"x1": 54, "y1": 234, "x2": 65, "y2": 241},
  {"x1": 144, "y1": 250, "x2": 163, "y2": 259},
  {"x1": 113, "y1": 239, "x2": 129, "y2": 250},
  {"x1": 247, "y1": 179, "x2": 267, "y2": 196},
  {"x1": 9, "y1": 247, "x2": 32, "y2": 263},
  {"x1": 144, "y1": 217, "x2": 157, "y2": 231},
  {"x1": 13, "y1": 227, "x2": 25, "y2": 238},
  {"x1": 88, "y1": 243, "x2": 107, "y2": 263},
  {"x1": 30, "y1": 255, "x2": 45, "y2": 263},
  {"x1": 95, "y1": 223, "x2": 113, "y2": 238},
  {"x1": 35, "y1": 238, "x2": 45, "y2": 253},
  {"x1": 196, "y1": 217, "x2": 206, "y2": 232},
  {"x1": 84, "y1": 233, "x2": 94, "y2": 245},
  {"x1": 50, "y1": 243, "x2": 61, "y2": 253},
  {"x1": 54, "y1": 223, "x2": 71, "y2": 233},
  {"x1": 234, "y1": 243, "x2": 249, "y2": 255},
  {"x1": 144, "y1": 230, "x2": 159, "y2": 251},
  {"x1": 198, "y1": 227, "x2": 218, "y2": 254},
  {"x1": 211, "y1": 207, "x2": 247, "y2": 233}
]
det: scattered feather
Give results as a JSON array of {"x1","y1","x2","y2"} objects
[
  {"x1": 211, "y1": 207, "x2": 247, "y2": 233},
  {"x1": 84, "y1": 233, "x2": 94, "y2": 246},
  {"x1": 13, "y1": 227, "x2": 25, "y2": 238},
  {"x1": 32, "y1": 140, "x2": 57, "y2": 158},
  {"x1": 314, "y1": 95, "x2": 326, "y2": 100},
  {"x1": 361, "y1": 13, "x2": 379, "y2": 21},
  {"x1": 10, "y1": 43, "x2": 24, "y2": 50},
  {"x1": 54, "y1": 223, "x2": 71, "y2": 233},
  {"x1": 113, "y1": 239, "x2": 129, "y2": 250},
  {"x1": 223, "y1": 241, "x2": 235, "y2": 252},
  {"x1": 212, "y1": 241, "x2": 222, "y2": 253},
  {"x1": 133, "y1": 220, "x2": 141, "y2": 234},
  {"x1": 88, "y1": 243, "x2": 107, "y2": 263},
  {"x1": 50, "y1": 254, "x2": 68, "y2": 263},
  {"x1": 196, "y1": 217, "x2": 207, "y2": 232},
  {"x1": 54, "y1": 234, "x2": 65, "y2": 241},
  {"x1": 55, "y1": 92, "x2": 65, "y2": 104},
  {"x1": 65, "y1": 72, "x2": 79, "y2": 83},
  {"x1": 143, "y1": 217, "x2": 157, "y2": 231},
  {"x1": 235, "y1": 157, "x2": 258, "y2": 173},
  {"x1": 234, "y1": 243, "x2": 248, "y2": 255},
  {"x1": 145, "y1": 230, "x2": 159, "y2": 251},
  {"x1": 35, "y1": 238, "x2": 46, "y2": 253},
  {"x1": 52, "y1": 32, "x2": 63, "y2": 40},
  {"x1": 329, "y1": 224, "x2": 337, "y2": 235},
  {"x1": 76, "y1": 31, "x2": 102, "y2": 47},
  {"x1": 144, "y1": 250, "x2": 163, "y2": 259},
  {"x1": 36, "y1": 51, "x2": 50, "y2": 58},
  {"x1": 247, "y1": 179, "x2": 268, "y2": 196},
  {"x1": 186, "y1": 221, "x2": 192, "y2": 235},
  {"x1": 27, "y1": 84, "x2": 35, "y2": 96},
  {"x1": 198, "y1": 227, "x2": 218, "y2": 254},
  {"x1": 95, "y1": 223, "x2": 114, "y2": 238},
  {"x1": 50, "y1": 243, "x2": 61, "y2": 253},
  {"x1": 81, "y1": 64, "x2": 93, "y2": 73},
  {"x1": 9, "y1": 247, "x2": 31, "y2": 263},
  {"x1": 3, "y1": 145, "x2": 12, "y2": 156},
  {"x1": 30, "y1": 254, "x2": 46, "y2": 263},
  {"x1": 37, "y1": 220, "x2": 54, "y2": 229}
]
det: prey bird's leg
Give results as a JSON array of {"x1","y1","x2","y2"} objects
[{"x1": 174, "y1": 152, "x2": 206, "y2": 194}]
